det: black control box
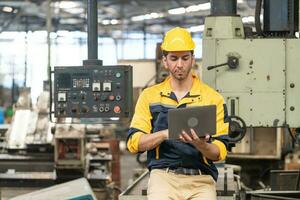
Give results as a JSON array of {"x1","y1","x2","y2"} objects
[{"x1": 53, "y1": 65, "x2": 132, "y2": 119}]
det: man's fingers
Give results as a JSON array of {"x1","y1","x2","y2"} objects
[
  {"x1": 181, "y1": 130, "x2": 192, "y2": 142},
  {"x1": 190, "y1": 129, "x2": 199, "y2": 140},
  {"x1": 205, "y1": 134, "x2": 210, "y2": 141},
  {"x1": 179, "y1": 134, "x2": 187, "y2": 142}
]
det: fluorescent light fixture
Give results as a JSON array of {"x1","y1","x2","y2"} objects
[
  {"x1": 189, "y1": 25, "x2": 205, "y2": 33},
  {"x1": 101, "y1": 19, "x2": 120, "y2": 25},
  {"x1": 110, "y1": 117, "x2": 120, "y2": 121},
  {"x1": 186, "y1": 5, "x2": 201, "y2": 13},
  {"x1": 149, "y1": 12, "x2": 163, "y2": 19},
  {"x1": 60, "y1": 18, "x2": 83, "y2": 24},
  {"x1": 110, "y1": 19, "x2": 120, "y2": 25},
  {"x1": 131, "y1": 15, "x2": 145, "y2": 21},
  {"x1": 59, "y1": 1, "x2": 78, "y2": 9},
  {"x1": 168, "y1": 7, "x2": 186, "y2": 15},
  {"x1": 131, "y1": 12, "x2": 164, "y2": 22},
  {"x1": 65, "y1": 7, "x2": 85, "y2": 14},
  {"x1": 102, "y1": 20, "x2": 110, "y2": 25},
  {"x1": 198, "y1": 2, "x2": 211, "y2": 10},
  {"x1": 237, "y1": 0, "x2": 244, "y2": 3},
  {"x1": 3, "y1": 6, "x2": 13, "y2": 13}
]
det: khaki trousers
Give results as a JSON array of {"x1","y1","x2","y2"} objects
[{"x1": 147, "y1": 169, "x2": 217, "y2": 200}]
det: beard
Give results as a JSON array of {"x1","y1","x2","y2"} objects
[{"x1": 170, "y1": 66, "x2": 192, "y2": 81}]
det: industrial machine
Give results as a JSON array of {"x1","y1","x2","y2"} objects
[
  {"x1": 201, "y1": 0, "x2": 300, "y2": 198},
  {"x1": 121, "y1": 0, "x2": 300, "y2": 199},
  {"x1": 0, "y1": 0, "x2": 132, "y2": 199}
]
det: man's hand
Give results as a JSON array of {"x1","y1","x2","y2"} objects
[
  {"x1": 179, "y1": 128, "x2": 220, "y2": 161},
  {"x1": 179, "y1": 128, "x2": 210, "y2": 147}
]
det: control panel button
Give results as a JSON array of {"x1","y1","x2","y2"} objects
[
  {"x1": 92, "y1": 83, "x2": 101, "y2": 92},
  {"x1": 103, "y1": 82, "x2": 112, "y2": 91},
  {"x1": 109, "y1": 95, "x2": 115, "y2": 101},
  {"x1": 58, "y1": 92, "x2": 67, "y2": 102},
  {"x1": 116, "y1": 95, "x2": 121, "y2": 101},
  {"x1": 115, "y1": 72, "x2": 121, "y2": 78},
  {"x1": 113, "y1": 106, "x2": 121, "y2": 113}
]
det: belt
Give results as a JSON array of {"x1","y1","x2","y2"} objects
[{"x1": 161, "y1": 167, "x2": 202, "y2": 175}]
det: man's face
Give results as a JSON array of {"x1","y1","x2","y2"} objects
[{"x1": 163, "y1": 51, "x2": 195, "y2": 81}]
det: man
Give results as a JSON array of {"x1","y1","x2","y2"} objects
[{"x1": 127, "y1": 27, "x2": 229, "y2": 200}]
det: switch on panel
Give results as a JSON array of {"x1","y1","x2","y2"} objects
[
  {"x1": 103, "y1": 82, "x2": 112, "y2": 91},
  {"x1": 92, "y1": 82, "x2": 101, "y2": 92},
  {"x1": 58, "y1": 92, "x2": 67, "y2": 102}
]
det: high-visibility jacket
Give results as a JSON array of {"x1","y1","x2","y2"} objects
[{"x1": 127, "y1": 73, "x2": 229, "y2": 181}]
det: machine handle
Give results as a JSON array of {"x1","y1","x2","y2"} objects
[
  {"x1": 228, "y1": 115, "x2": 247, "y2": 143},
  {"x1": 207, "y1": 56, "x2": 239, "y2": 70}
]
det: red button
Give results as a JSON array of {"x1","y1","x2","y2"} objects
[
  {"x1": 114, "y1": 106, "x2": 121, "y2": 113},
  {"x1": 109, "y1": 95, "x2": 115, "y2": 101}
]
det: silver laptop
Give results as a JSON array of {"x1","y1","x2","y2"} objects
[{"x1": 168, "y1": 105, "x2": 216, "y2": 140}]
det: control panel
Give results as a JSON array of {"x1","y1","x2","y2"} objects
[{"x1": 53, "y1": 65, "x2": 132, "y2": 119}]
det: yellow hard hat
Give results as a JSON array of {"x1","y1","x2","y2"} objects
[{"x1": 161, "y1": 27, "x2": 195, "y2": 51}]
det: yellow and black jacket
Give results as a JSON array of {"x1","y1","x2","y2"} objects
[{"x1": 127, "y1": 72, "x2": 229, "y2": 181}]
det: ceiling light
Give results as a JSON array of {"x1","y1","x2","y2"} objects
[
  {"x1": 237, "y1": 0, "x2": 244, "y2": 3},
  {"x1": 150, "y1": 12, "x2": 163, "y2": 19},
  {"x1": 102, "y1": 20, "x2": 110, "y2": 25},
  {"x1": 131, "y1": 12, "x2": 164, "y2": 22},
  {"x1": 198, "y1": 3, "x2": 211, "y2": 10},
  {"x1": 59, "y1": 1, "x2": 78, "y2": 9},
  {"x1": 189, "y1": 25, "x2": 204, "y2": 33},
  {"x1": 186, "y1": 5, "x2": 201, "y2": 13},
  {"x1": 60, "y1": 18, "x2": 83, "y2": 25},
  {"x1": 168, "y1": 7, "x2": 186, "y2": 15},
  {"x1": 3, "y1": 6, "x2": 13, "y2": 13},
  {"x1": 131, "y1": 15, "x2": 145, "y2": 21},
  {"x1": 65, "y1": 7, "x2": 85, "y2": 14},
  {"x1": 110, "y1": 19, "x2": 119, "y2": 25}
]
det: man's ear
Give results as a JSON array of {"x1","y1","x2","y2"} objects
[
  {"x1": 162, "y1": 56, "x2": 168, "y2": 70},
  {"x1": 192, "y1": 55, "x2": 195, "y2": 67}
]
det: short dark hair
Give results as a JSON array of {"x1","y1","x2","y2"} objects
[{"x1": 162, "y1": 50, "x2": 194, "y2": 57}]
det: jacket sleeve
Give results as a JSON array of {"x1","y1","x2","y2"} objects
[
  {"x1": 126, "y1": 90, "x2": 152, "y2": 153},
  {"x1": 211, "y1": 96, "x2": 230, "y2": 161}
]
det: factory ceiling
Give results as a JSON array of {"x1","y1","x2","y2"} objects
[{"x1": 0, "y1": 0, "x2": 257, "y2": 37}]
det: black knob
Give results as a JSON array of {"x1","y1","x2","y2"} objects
[
  {"x1": 290, "y1": 106, "x2": 295, "y2": 111},
  {"x1": 290, "y1": 83, "x2": 295, "y2": 88}
]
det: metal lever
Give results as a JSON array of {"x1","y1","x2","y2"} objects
[{"x1": 207, "y1": 56, "x2": 239, "y2": 70}]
